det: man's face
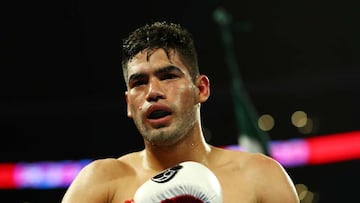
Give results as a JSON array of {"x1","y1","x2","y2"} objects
[{"x1": 125, "y1": 48, "x2": 200, "y2": 146}]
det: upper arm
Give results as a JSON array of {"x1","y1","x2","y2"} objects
[
  {"x1": 253, "y1": 154, "x2": 300, "y2": 203},
  {"x1": 61, "y1": 159, "x2": 116, "y2": 203}
]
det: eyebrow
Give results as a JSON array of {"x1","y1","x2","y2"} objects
[
  {"x1": 156, "y1": 65, "x2": 184, "y2": 76},
  {"x1": 128, "y1": 65, "x2": 184, "y2": 82}
]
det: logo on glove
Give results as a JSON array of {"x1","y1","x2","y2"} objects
[{"x1": 151, "y1": 165, "x2": 183, "y2": 183}]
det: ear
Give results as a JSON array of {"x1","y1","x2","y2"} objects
[
  {"x1": 196, "y1": 75, "x2": 210, "y2": 103},
  {"x1": 125, "y1": 91, "x2": 133, "y2": 118}
]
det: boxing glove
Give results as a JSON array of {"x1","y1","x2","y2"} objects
[{"x1": 132, "y1": 161, "x2": 223, "y2": 203}]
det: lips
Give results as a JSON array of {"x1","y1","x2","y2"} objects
[{"x1": 146, "y1": 104, "x2": 172, "y2": 124}]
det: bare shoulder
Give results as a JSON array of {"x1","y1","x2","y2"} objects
[
  {"x1": 241, "y1": 151, "x2": 285, "y2": 175},
  {"x1": 243, "y1": 152, "x2": 300, "y2": 202},
  {"x1": 210, "y1": 147, "x2": 299, "y2": 203},
  {"x1": 74, "y1": 151, "x2": 144, "y2": 180},
  {"x1": 77, "y1": 157, "x2": 135, "y2": 181},
  {"x1": 62, "y1": 152, "x2": 143, "y2": 203},
  {"x1": 212, "y1": 146, "x2": 288, "y2": 176}
]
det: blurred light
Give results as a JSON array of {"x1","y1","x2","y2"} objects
[
  {"x1": 298, "y1": 117, "x2": 314, "y2": 134},
  {"x1": 295, "y1": 184, "x2": 308, "y2": 200},
  {"x1": 0, "y1": 159, "x2": 91, "y2": 189},
  {"x1": 291, "y1": 110, "x2": 307, "y2": 127},
  {"x1": 258, "y1": 114, "x2": 275, "y2": 131},
  {"x1": 296, "y1": 183, "x2": 318, "y2": 203},
  {"x1": 302, "y1": 191, "x2": 315, "y2": 203},
  {"x1": 307, "y1": 130, "x2": 360, "y2": 164},
  {"x1": 270, "y1": 139, "x2": 310, "y2": 167},
  {"x1": 1, "y1": 131, "x2": 360, "y2": 189},
  {"x1": 226, "y1": 130, "x2": 360, "y2": 168},
  {"x1": 0, "y1": 163, "x2": 16, "y2": 189}
]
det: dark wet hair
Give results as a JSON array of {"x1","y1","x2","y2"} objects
[{"x1": 121, "y1": 21, "x2": 199, "y2": 85}]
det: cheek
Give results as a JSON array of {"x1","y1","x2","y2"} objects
[
  {"x1": 170, "y1": 84, "x2": 197, "y2": 104},
  {"x1": 127, "y1": 94, "x2": 144, "y2": 115}
]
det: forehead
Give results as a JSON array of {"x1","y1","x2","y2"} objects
[{"x1": 127, "y1": 48, "x2": 188, "y2": 75}]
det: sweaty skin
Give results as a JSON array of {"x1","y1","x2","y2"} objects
[{"x1": 61, "y1": 49, "x2": 300, "y2": 203}]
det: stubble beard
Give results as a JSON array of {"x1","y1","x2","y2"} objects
[{"x1": 140, "y1": 106, "x2": 197, "y2": 146}]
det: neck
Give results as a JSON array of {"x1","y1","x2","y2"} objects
[{"x1": 141, "y1": 130, "x2": 211, "y2": 171}]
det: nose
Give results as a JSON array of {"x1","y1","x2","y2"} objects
[{"x1": 146, "y1": 78, "x2": 165, "y2": 102}]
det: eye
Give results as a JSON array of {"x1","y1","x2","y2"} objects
[
  {"x1": 130, "y1": 79, "x2": 147, "y2": 88},
  {"x1": 160, "y1": 73, "x2": 178, "y2": 80}
]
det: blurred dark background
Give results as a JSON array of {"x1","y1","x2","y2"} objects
[{"x1": 1, "y1": 0, "x2": 359, "y2": 202}]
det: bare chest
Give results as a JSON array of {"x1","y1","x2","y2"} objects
[
  {"x1": 115, "y1": 174, "x2": 157, "y2": 202},
  {"x1": 108, "y1": 173, "x2": 257, "y2": 203},
  {"x1": 220, "y1": 179, "x2": 257, "y2": 203}
]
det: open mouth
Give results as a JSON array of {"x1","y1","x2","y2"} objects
[{"x1": 147, "y1": 110, "x2": 172, "y2": 119}]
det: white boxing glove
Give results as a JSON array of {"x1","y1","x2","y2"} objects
[{"x1": 133, "y1": 161, "x2": 223, "y2": 203}]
